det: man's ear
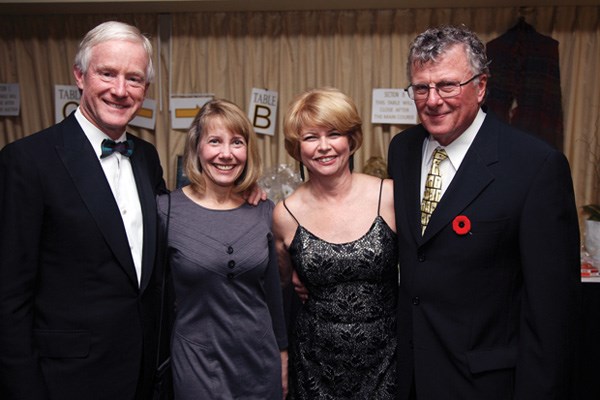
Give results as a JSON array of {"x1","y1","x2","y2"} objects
[
  {"x1": 475, "y1": 74, "x2": 488, "y2": 104},
  {"x1": 73, "y1": 66, "x2": 85, "y2": 90}
]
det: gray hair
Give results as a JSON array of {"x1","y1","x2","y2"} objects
[
  {"x1": 74, "y1": 21, "x2": 154, "y2": 83},
  {"x1": 407, "y1": 25, "x2": 490, "y2": 82}
]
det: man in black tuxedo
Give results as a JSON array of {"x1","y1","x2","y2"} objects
[
  {"x1": 388, "y1": 25, "x2": 581, "y2": 399},
  {"x1": 0, "y1": 21, "x2": 166, "y2": 399}
]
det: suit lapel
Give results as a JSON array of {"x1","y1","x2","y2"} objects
[
  {"x1": 422, "y1": 114, "x2": 499, "y2": 242},
  {"x1": 399, "y1": 128, "x2": 428, "y2": 244},
  {"x1": 128, "y1": 137, "x2": 158, "y2": 293},
  {"x1": 55, "y1": 114, "x2": 139, "y2": 287}
]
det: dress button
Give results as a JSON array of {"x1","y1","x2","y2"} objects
[
  {"x1": 228, "y1": 260, "x2": 235, "y2": 269},
  {"x1": 412, "y1": 297, "x2": 420, "y2": 305},
  {"x1": 227, "y1": 273, "x2": 234, "y2": 280},
  {"x1": 227, "y1": 246, "x2": 234, "y2": 254}
]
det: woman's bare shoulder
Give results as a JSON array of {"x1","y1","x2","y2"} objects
[{"x1": 273, "y1": 188, "x2": 304, "y2": 231}]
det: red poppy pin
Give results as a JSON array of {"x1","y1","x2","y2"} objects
[{"x1": 452, "y1": 215, "x2": 471, "y2": 235}]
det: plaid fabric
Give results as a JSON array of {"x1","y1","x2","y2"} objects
[
  {"x1": 485, "y1": 19, "x2": 564, "y2": 151},
  {"x1": 100, "y1": 139, "x2": 134, "y2": 158}
]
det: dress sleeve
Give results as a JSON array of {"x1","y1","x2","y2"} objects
[{"x1": 263, "y1": 201, "x2": 288, "y2": 350}]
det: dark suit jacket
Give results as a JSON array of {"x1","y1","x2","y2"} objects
[
  {"x1": 387, "y1": 111, "x2": 580, "y2": 399},
  {"x1": 0, "y1": 113, "x2": 166, "y2": 400}
]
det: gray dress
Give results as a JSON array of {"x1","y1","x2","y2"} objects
[{"x1": 157, "y1": 189, "x2": 287, "y2": 400}]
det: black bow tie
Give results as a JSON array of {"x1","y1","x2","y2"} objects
[{"x1": 100, "y1": 139, "x2": 134, "y2": 158}]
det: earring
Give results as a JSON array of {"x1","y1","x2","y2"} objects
[
  {"x1": 300, "y1": 162, "x2": 305, "y2": 181},
  {"x1": 349, "y1": 154, "x2": 354, "y2": 172}
]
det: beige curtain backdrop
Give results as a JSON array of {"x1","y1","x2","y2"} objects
[{"x1": 1, "y1": 7, "x2": 599, "y2": 218}]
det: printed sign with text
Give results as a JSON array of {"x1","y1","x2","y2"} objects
[
  {"x1": 248, "y1": 88, "x2": 278, "y2": 136},
  {"x1": 371, "y1": 88, "x2": 417, "y2": 125}
]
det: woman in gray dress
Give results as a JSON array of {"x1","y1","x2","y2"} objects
[
  {"x1": 273, "y1": 87, "x2": 398, "y2": 399},
  {"x1": 157, "y1": 99, "x2": 288, "y2": 399}
]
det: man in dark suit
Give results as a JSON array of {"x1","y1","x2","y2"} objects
[
  {"x1": 0, "y1": 21, "x2": 166, "y2": 399},
  {"x1": 388, "y1": 25, "x2": 580, "y2": 399}
]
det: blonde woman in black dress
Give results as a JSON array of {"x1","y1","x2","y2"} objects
[{"x1": 273, "y1": 88, "x2": 398, "y2": 399}]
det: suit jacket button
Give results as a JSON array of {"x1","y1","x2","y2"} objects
[
  {"x1": 418, "y1": 252, "x2": 425, "y2": 262},
  {"x1": 228, "y1": 260, "x2": 235, "y2": 269},
  {"x1": 227, "y1": 246, "x2": 234, "y2": 254},
  {"x1": 412, "y1": 297, "x2": 420, "y2": 305}
]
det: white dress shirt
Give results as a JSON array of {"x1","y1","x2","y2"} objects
[
  {"x1": 75, "y1": 108, "x2": 144, "y2": 286},
  {"x1": 420, "y1": 108, "x2": 486, "y2": 202}
]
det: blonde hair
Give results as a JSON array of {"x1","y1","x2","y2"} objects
[
  {"x1": 283, "y1": 87, "x2": 363, "y2": 162},
  {"x1": 184, "y1": 99, "x2": 261, "y2": 194}
]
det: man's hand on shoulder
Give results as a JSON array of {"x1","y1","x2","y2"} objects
[{"x1": 244, "y1": 184, "x2": 268, "y2": 206}]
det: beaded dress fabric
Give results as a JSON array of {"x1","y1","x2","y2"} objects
[{"x1": 286, "y1": 182, "x2": 398, "y2": 399}]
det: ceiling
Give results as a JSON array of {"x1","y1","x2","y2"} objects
[{"x1": 1, "y1": 0, "x2": 598, "y2": 15}]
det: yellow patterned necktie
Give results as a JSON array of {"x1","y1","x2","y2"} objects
[{"x1": 421, "y1": 147, "x2": 447, "y2": 235}]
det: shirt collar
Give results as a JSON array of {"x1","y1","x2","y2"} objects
[
  {"x1": 423, "y1": 107, "x2": 486, "y2": 170},
  {"x1": 75, "y1": 107, "x2": 127, "y2": 159}
]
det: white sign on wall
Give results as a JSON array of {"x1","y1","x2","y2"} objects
[
  {"x1": 371, "y1": 88, "x2": 417, "y2": 125},
  {"x1": 248, "y1": 88, "x2": 278, "y2": 136},
  {"x1": 55, "y1": 85, "x2": 80, "y2": 123},
  {"x1": 0, "y1": 83, "x2": 20, "y2": 116},
  {"x1": 130, "y1": 98, "x2": 157, "y2": 130}
]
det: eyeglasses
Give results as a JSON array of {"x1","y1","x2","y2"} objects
[{"x1": 406, "y1": 74, "x2": 482, "y2": 101}]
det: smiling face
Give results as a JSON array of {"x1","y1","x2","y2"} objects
[
  {"x1": 299, "y1": 126, "x2": 351, "y2": 178},
  {"x1": 410, "y1": 44, "x2": 487, "y2": 146},
  {"x1": 198, "y1": 117, "x2": 248, "y2": 189},
  {"x1": 74, "y1": 39, "x2": 149, "y2": 139}
]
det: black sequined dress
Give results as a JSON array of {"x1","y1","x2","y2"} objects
[{"x1": 285, "y1": 181, "x2": 398, "y2": 399}]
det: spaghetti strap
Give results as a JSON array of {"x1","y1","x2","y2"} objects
[
  {"x1": 377, "y1": 179, "x2": 384, "y2": 217},
  {"x1": 283, "y1": 199, "x2": 300, "y2": 226}
]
